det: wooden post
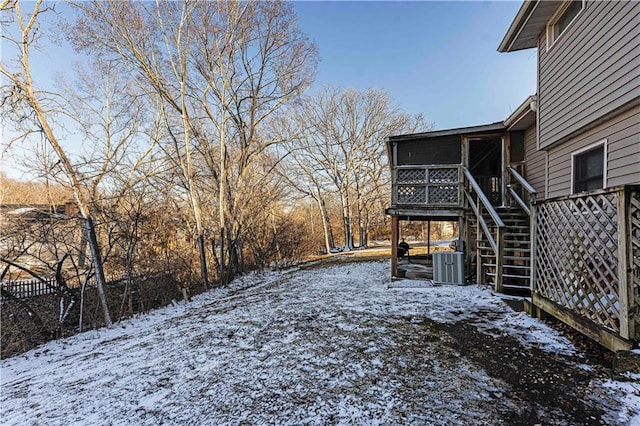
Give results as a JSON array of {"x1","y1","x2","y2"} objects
[
  {"x1": 427, "y1": 220, "x2": 431, "y2": 254},
  {"x1": 495, "y1": 227, "x2": 504, "y2": 293},
  {"x1": 458, "y1": 216, "x2": 464, "y2": 254},
  {"x1": 617, "y1": 188, "x2": 632, "y2": 340},
  {"x1": 476, "y1": 203, "x2": 483, "y2": 284},
  {"x1": 391, "y1": 215, "x2": 399, "y2": 277},
  {"x1": 501, "y1": 133, "x2": 509, "y2": 208},
  {"x1": 530, "y1": 200, "x2": 537, "y2": 295}
]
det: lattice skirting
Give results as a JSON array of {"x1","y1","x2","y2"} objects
[
  {"x1": 630, "y1": 191, "x2": 640, "y2": 339},
  {"x1": 534, "y1": 187, "x2": 639, "y2": 340}
]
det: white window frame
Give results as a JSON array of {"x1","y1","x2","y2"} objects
[
  {"x1": 570, "y1": 139, "x2": 607, "y2": 194},
  {"x1": 546, "y1": 0, "x2": 585, "y2": 50}
]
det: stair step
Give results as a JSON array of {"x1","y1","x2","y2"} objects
[
  {"x1": 477, "y1": 245, "x2": 531, "y2": 253},
  {"x1": 486, "y1": 272, "x2": 531, "y2": 280},
  {"x1": 504, "y1": 239, "x2": 531, "y2": 245},
  {"x1": 484, "y1": 263, "x2": 530, "y2": 270},
  {"x1": 480, "y1": 254, "x2": 530, "y2": 261},
  {"x1": 481, "y1": 224, "x2": 529, "y2": 229},
  {"x1": 501, "y1": 284, "x2": 531, "y2": 291}
]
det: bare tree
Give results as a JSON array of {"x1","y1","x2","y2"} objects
[
  {"x1": 284, "y1": 86, "x2": 427, "y2": 250},
  {"x1": 184, "y1": 0, "x2": 318, "y2": 281},
  {"x1": 68, "y1": 0, "x2": 212, "y2": 290},
  {"x1": 72, "y1": 0, "x2": 318, "y2": 284},
  {"x1": 1, "y1": 0, "x2": 113, "y2": 326}
]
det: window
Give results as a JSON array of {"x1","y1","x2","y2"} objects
[
  {"x1": 547, "y1": 0, "x2": 584, "y2": 48},
  {"x1": 572, "y1": 141, "x2": 606, "y2": 193}
]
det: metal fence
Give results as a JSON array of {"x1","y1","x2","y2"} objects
[
  {"x1": 532, "y1": 186, "x2": 639, "y2": 346},
  {"x1": 0, "y1": 272, "x2": 132, "y2": 301}
]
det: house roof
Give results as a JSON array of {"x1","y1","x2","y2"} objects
[
  {"x1": 504, "y1": 95, "x2": 537, "y2": 131},
  {"x1": 498, "y1": 0, "x2": 563, "y2": 52},
  {"x1": 387, "y1": 122, "x2": 505, "y2": 142}
]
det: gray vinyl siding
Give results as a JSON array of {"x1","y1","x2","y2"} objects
[
  {"x1": 537, "y1": 0, "x2": 640, "y2": 150},
  {"x1": 523, "y1": 124, "x2": 546, "y2": 197},
  {"x1": 546, "y1": 105, "x2": 640, "y2": 198}
]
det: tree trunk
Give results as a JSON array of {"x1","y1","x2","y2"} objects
[
  {"x1": 360, "y1": 209, "x2": 369, "y2": 248},
  {"x1": 197, "y1": 234, "x2": 209, "y2": 290},
  {"x1": 78, "y1": 232, "x2": 88, "y2": 268},
  {"x1": 119, "y1": 257, "x2": 134, "y2": 318},
  {"x1": 219, "y1": 227, "x2": 225, "y2": 286},
  {"x1": 316, "y1": 196, "x2": 334, "y2": 253},
  {"x1": 342, "y1": 208, "x2": 353, "y2": 251},
  {"x1": 357, "y1": 201, "x2": 364, "y2": 248},
  {"x1": 84, "y1": 217, "x2": 112, "y2": 327},
  {"x1": 339, "y1": 189, "x2": 353, "y2": 251}
]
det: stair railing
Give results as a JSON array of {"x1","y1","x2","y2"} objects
[
  {"x1": 507, "y1": 166, "x2": 537, "y2": 216},
  {"x1": 463, "y1": 167, "x2": 505, "y2": 292},
  {"x1": 506, "y1": 166, "x2": 537, "y2": 294}
]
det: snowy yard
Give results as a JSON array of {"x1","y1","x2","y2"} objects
[{"x1": 1, "y1": 258, "x2": 639, "y2": 425}]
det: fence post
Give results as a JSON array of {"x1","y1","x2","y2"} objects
[{"x1": 617, "y1": 187, "x2": 632, "y2": 340}]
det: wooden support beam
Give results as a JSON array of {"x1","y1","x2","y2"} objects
[
  {"x1": 532, "y1": 292, "x2": 632, "y2": 352},
  {"x1": 391, "y1": 215, "x2": 399, "y2": 277},
  {"x1": 617, "y1": 188, "x2": 633, "y2": 340}
]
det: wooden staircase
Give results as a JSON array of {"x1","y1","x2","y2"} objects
[
  {"x1": 475, "y1": 209, "x2": 531, "y2": 295},
  {"x1": 463, "y1": 166, "x2": 537, "y2": 295}
]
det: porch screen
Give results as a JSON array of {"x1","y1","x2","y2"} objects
[{"x1": 396, "y1": 135, "x2": 461, "y2": 165}]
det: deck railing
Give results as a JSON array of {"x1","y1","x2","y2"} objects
[
  {"x1": 392, "y1": 164, "x2": 463, "y2": 207},
  {"x1": 507, "y1": 166, "x2": 537, "y2": 215}
]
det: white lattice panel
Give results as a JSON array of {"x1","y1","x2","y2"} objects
[
  {"x1": 429, "y1": 168, "x2": 458, "y2": 184},
  {"x1": 398, "y1": 185, "x2": 426, "y2": 204},
  {"x1": 398, "y1": 169, "x2": 426, "y2": 183},
  {"x1": 535, "y1": 192, "x2": 621, "y2": 332},
  {"x1": 630, "y1": 191, "x2": 640, "y2": 339},
  {"x1": 428, "y1": 185, "x2": 458, "y2": 204},
  {"x1": 393, "y1": 166, "x2": 461, "y2": 206}
]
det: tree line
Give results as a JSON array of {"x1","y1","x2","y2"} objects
[{"x1": 1, "y1": 0, "x2": 427, "y2": 326}]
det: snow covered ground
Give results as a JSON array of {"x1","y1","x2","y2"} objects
[{"x1": 1, "y1": 258, "x2": 639, "y2": 425}]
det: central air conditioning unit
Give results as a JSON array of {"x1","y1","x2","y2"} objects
[{"x1": 433, "y1": 252, "x2": 464, "y2": 284}]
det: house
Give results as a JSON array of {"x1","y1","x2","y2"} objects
[{"x1": 386, "y1": 0, "x2": 639, "y2": 351}]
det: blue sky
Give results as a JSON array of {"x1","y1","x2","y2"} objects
[
  {"x1": 293, "y1": 1, "x2": 537, "y2": 130},
  {"x1": 2, "y1": 1, "x2": 537, "y2": 179}
]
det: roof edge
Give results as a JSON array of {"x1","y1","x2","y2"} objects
[
  {"x1": 388, "y1": 122, "x2": 505, "y2": 141},
  {"x1": 498, "y1": 0, "x2": 539, "y2": 53},
  {"x1": 504, "y1": 95, "x2": 537, "y2": 129}
]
